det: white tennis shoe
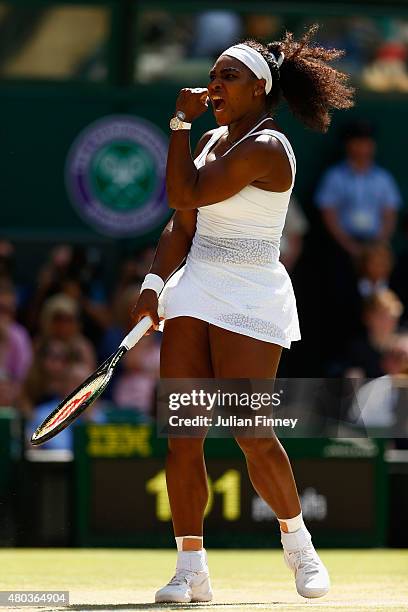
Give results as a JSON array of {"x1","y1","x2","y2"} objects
[
  {"x1": 155, "y1": 550, "x2": 213, "y2": 604},
  {"x1": 284, "y1": 544, "x2": 330, "y2": 598},
  {"x1": 155, "y1": 568, "x2": 213, "y2": 603},
  {"x1": 281, "y1": 526, "x2": 330, "y2": 598}
]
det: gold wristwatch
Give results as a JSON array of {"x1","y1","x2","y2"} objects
[{"x1": 170, "y1": 110, "x2": 192, "y2": 131}]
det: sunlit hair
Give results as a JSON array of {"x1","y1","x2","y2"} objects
[
  {"x1": 40, "y1": 293, "x2": 79, "y2": 334},
  {"x1": 242, "y1": 24, "x2": 354, "y2": 132}
]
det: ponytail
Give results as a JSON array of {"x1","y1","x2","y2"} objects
[{"x1": 243, "y1": 24, "x2": 354, "y2": 132}]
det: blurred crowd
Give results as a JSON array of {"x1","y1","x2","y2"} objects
[
  {"x1": 0, "y1": 119, "x2": 407, "y2": 449},
  {"x1": 310, "y1": 120, "x2": 407, "y2": 376},
  {"x1": 137, "y1": 9, "x2": 408, "y2": 93},
  {"x1": 0, "y1": 5, "x2": 407, "y2": 91},
  {"x1": 0, "y1": 240, "x2": 160, "y2": 449}
]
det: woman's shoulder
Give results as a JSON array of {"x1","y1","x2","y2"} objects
[
  {"x1": 250, "y1": 124, "x2": 291, "y2": 148},
  {"x1": 193, "y1": 127, "x2": 224, "y2": 158}
]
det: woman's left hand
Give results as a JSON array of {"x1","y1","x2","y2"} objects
[{"x1": 175, "y1": 88, "x2": 209, "y2": 122}]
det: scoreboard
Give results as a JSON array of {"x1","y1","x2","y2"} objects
[{"x1": 74, "y1": 424, "x2": 387, "y2": 548}]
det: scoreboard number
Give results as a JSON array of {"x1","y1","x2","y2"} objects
[{"x1": 146, "y1": 469, "x2": 241, "y2": 522}]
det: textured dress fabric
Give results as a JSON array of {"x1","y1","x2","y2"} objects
[{"x1": 159, "y1": 118, "x2": 301, "y2": 348}]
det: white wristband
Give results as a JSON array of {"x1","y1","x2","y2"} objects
[{"x1": 141, "y1": 273, "x2": 164, "y2": 296}]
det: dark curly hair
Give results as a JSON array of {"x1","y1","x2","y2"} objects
[{"x1": 243, "y1": 24, "x2": 354, "y2": 132}]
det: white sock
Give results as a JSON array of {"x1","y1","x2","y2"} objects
[
  {"x1": 176, "y1": 550, "x2": 208, "y2": 572},
  {"x1": 281, "y1": 523, "x2": 312, "y2": 552},
  {"x1": 175, "y1": 535, "x2": 203, "y2": 552},
  {"x1": 278, "y1": 511, "x2": 303, "y2": 534}
]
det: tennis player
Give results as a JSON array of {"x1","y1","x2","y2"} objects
[{"x1": 132, "y1": 26, "x2": 354, "y2": 604}]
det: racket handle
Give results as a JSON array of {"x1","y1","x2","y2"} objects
[{"x1": 120, "y1": 316, "x2": 153, "y2": 350}]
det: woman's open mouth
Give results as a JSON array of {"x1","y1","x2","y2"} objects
[{"x1": 211, "y1": 96, "x2": 226, "y2": 112}]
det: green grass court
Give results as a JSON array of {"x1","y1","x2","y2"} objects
[{"x1": 0, "y1": 549, "x2": 407, "y2": 611}]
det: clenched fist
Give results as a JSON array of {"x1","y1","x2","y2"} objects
[{"x1": 175, "y1": 88, "x2": 209, "y2": 123}]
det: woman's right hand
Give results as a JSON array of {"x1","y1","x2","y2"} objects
[
  {"x1": 175, "y1": 88, "x2": 209, "y2": 123},
  {"x1": 131, "y1": 289, "x2": 160, "y2": 334}
]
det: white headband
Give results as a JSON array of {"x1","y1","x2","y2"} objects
[{"x1": 221, "y1": 43, "x2": 284, "y2": 95}]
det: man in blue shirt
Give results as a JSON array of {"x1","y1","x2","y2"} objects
[{"x1": 315, "y1": 120, "x2": 402, "y2": 256}]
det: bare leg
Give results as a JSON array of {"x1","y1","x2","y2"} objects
[
  {"x1": 236, "y1": 436, "x2": 301, "y2": 518},
  {"x1": 161, "y1": 317, "x2": 213, "y2": 549},
  {"x1": 166, "y1": 438, "x2": 207, "y2": 538},
  {"x1": 209, "y1": 324, "x2": 301, "y2": 518}
]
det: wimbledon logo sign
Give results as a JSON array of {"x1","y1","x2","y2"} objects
[{"x1": 65, "y1": 115, "x2": 169, "y2": 237}]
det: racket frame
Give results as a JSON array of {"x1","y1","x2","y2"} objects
[
  {"x1": 30, "y1": 346, "x2": 127, "y2": 445},
  {"x1": 30, "y1": 315, "x2": 153, "y2": 446}
]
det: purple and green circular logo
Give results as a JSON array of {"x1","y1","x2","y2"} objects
[{"x1": 66, "y1": 115, "x2": 169, "y2": 237}]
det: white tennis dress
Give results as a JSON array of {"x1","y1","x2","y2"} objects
[{"x1": 159, "y1": 117, "x2": 301, "y2": 348}]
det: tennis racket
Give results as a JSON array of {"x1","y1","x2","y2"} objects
[{"x1": 31, "y1": 315, "x2": 153, "y2": 446}]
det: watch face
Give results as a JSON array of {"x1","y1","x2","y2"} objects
[
  {"x1": 176, "y1": 110, "x2": 186, "y2": 121},
  {"x1": 170, "y1": 117, "x2": 180, "y2": 130}
]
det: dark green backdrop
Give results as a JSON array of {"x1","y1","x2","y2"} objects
[
  {"x1": 0, "y1": 1, "x2": 407, "y2": 250},
  {"x1": 1, "y1": 83, "x2": 406, "y2": 239}
]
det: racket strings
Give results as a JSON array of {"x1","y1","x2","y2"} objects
[{"x1": 38, "y1": 373, "x2": 107, "y2": 436}]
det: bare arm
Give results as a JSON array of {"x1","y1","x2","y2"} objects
[
  {"x1": 166, "y1": 88, "x2": 291, "y2": 210},
  {"x1": 131, "y1": 132, "x2": 212, "y2": 328},
  {"x1": 149, "y1": 209, "x2": 198, "y2": 282},
  {"x1": 149, "y1": 130, "x2": 214, "y2": 281},
  {"x1": 131, "y1": 210, "x2": 197, "y2": 329},
  {"x1": 167, "y1": 132, "x2": 291, "y2": 210}
]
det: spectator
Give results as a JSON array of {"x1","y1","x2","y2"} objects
[
  {"x1": 363, "y1": 28, "x2": 408, "y2": 93},
  {"x1": 112, "y1": 332, "x2": 160, "y2": 416},
  {"x1": 316, "y1": 120, "x2": 402, "y2": 256},
  {"x1": 349, "y1": 334, "x2": 408, "y2": 447},
  {"x1": 25, "y1": 244, "x2": 74, "y2": 333},
  {"x1": 0, "y1": 283, "x2": 33, "y2": 407},
  {"x1": 110, "y1": 248, "x2": 156, "y2": 306},
  {"x1": 189, "y1": 11, "x2": 242, "y2": 58},
  {"x1": 62, "y1": 245, "x2": 107, "y2": 308},
  {"x1": 99, "y1": 284, "x2": 142, "y2": 362},
  {"x1": 314, "y1": 120, "x2": 402, "y2": 364},
  {"x1": 0, "y1": 241, "x2": 30, "y2": 316},
  {"x1": 60, "y1": 275, "x2": 110, "y2": 345},
  {"x1": 244, "y1": 14, "x2": 281, "y2": 44},
  {"x1": 38, "y1": 293, "x2": 96, "y2": 370},
  {"x1": 19, "y1": 338, "x2": 74, "y2": 416},
  {"x1": 26, "y1": 244, "x2": 108, "y2": 340},
  {"x1": 356, "y1": 241, "x2": 394, "y2": 298},
  {"x1": 390, "y1": 212, "x2": 408, "y2": 325},
  {"x1": 344, "y1": 289, "x2": 403, "y2": 378},
  {"x1": 100, "y1": 283, "x2": 160, "y2": 411}
]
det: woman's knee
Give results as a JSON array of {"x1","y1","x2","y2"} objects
[{"x1": 168, "y1": 437, "x2": 205, "y2": 457}]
